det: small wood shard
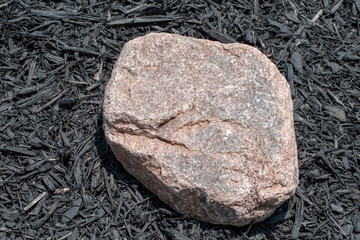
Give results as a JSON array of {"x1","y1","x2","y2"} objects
[
  {"x1": 24, "y1": 192, "x2": 47, "y2": 211},
  {"x1": 32, "y1": 201, "x2": 59, "y2": 229},
  {"x1": 33, "y1": 89, "x2": 67, "y2": 113}
]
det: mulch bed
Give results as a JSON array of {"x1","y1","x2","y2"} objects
[{"x1": 0, "y1": 0, "x2": 359, "y2": 239}]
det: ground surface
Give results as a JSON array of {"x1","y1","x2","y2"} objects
[{"x1": 0, "y1": 0, "x2": 359, "y2": 239}]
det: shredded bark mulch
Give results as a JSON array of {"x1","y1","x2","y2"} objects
[{"x1": 0, "y1": 0, "x2": 359, "y2": 239}]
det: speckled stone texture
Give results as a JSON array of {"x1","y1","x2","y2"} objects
[{"x1": 103, "y1": 33, "x2": 298, "y2": 226}]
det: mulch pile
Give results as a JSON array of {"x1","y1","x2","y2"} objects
[{"x1": 0, "y1": 0, "x2": 359, "y2": 239}]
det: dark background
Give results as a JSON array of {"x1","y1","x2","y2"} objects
[{"x1": 0, "y1": 0, "x2": 359, "y2": 239}]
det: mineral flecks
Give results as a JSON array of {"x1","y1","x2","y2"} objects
[{"x1": 103, "y1": 33, "x2": 298, "y2": 226}]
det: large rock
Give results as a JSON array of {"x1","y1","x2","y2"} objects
[{"x1": 103, "y1": 33, "x2": 298, "y2": 226}]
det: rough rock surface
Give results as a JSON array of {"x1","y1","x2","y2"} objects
[{"x1": 103, "y1": 33, "x2": 298, "y2": 226}]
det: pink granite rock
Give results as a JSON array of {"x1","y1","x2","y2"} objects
[{"x1": 103, "y1": 33, "x2": 298, "y2": 226}]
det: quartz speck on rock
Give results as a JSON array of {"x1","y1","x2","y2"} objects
[{"x1": 103, "y1": 33, "x2": 298, "y2": 226}]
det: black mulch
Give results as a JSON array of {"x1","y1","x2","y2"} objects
[{"x1": 1, "y1": 0, "x2": 359, "y2": 239}]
